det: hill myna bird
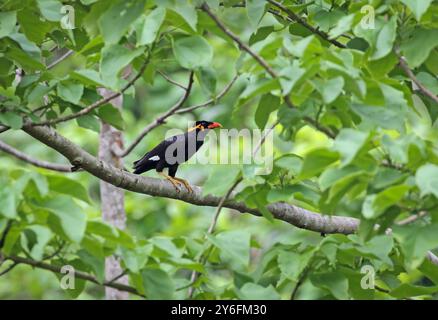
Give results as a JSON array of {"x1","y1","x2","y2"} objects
[{"x1": 133, "y1": 120, "x2": 222, "y2": 192}]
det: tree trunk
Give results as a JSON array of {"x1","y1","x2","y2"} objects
[{"x1": 98, "y1": 89, "x2": 128, "y2": 300}]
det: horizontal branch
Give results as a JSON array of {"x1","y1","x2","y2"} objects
[
  {"x1": 22, "y1": 123, "x2": 358, "y2": 234},
  {"x1": 3, "y1": 255, "x2": 144, "y2": 298},
  {"x1": 0, "y1": 139, "x2": 72, "y2": 172},
  {"x1": 21, "y1": 123, "x2": 438, "y2": 267},
  {"x1": 119, "y1": 71, "x2": 195, "y2": 157}
]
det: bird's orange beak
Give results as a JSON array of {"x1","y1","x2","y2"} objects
[{"x1": 208, "y1": 122, "x2": 222, "y2": 129}]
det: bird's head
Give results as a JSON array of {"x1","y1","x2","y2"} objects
[{"x1": 189, "y1": 120, "x2": 222, "y2": 132}]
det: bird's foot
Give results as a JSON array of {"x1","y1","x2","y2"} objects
[
  {"x1": 173, "y1": 177, "x2": 193, "y2": 193},
  {"x1": 159, "y1": 173, "x2": 183, "y2": 192}
]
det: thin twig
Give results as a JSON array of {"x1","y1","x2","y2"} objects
[
  {"x1": 158, "y1": 70, "x2": 187, "y2": 90},
  {"x1": 108, "y1": 270, "x2": 128, "y2": 284},
  {"x1": 5, "y1": 255, "x2": 144, "y2": 298},
  {"x1": 0, "y1": 139, "x2": 72, "y2": 172},
  {"x1": 202, "y1": 3, "x2": 278, "y2": 78},
  {"x1": 202, "y1": 4, "x2": 335, "y2": 138},
  {"x1": 397, "y1": 211, "x2": 428, "y2": 226},
  {"x1": 0, "y1": 262, "x2": 19, "y2": 276},
  {"x1": 120, "y1": 71, "x2": 195, "y2": 157},
  {"x1": 187, "y1": 177, "x2": 242, "y2": 298},
  {"x1": 267, "y1": 0, "x2": 346, "y2": 48},
  {"x1": 34, "y1": 50, "x2": 153, "y2": 127},
  {"x1": 176, "y1": 74, "x2": 239, "y2": 114},
  {"x1": 398, "y1": 55, "x2": 438, "y2": 105},
  {"x1": 47, "y1": 50, "x2": 74, "y2": 70},
  {"x1": 252, "y1": 119, "x2": 279, "y2": 156}
]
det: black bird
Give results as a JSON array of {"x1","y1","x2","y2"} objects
[{"x1": 133, "y1": 120, "x2": 222, "y2": 192}]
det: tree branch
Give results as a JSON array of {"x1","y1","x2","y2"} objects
[
  {"x1": 201, "y1": 3, "x2": 278, "y2": 78},
  {"x1": 34, "y1": 52, "x2": 152, "y2": 127},
  {"x1": 267, "y1": 0, "x2": 346, "y2": 48},
  {"x1": 119, "y1": 71, "x2": 195, "y2": 157},
  {"x1": 22, "y1": 123, "x2": 358, "y2": 235},
  {"x1": 3, "y1": 255, "x2": 144, "y2": 298},
  {"x1": 0, "y1": 139, "x2": 72, "y2": 172},
  {"x1": 175, "y1": 74, "x2": 239, "y2": 114},
  {"x1": 47, "y1": 49, "x2": 74, "y2": 70},
  {"x1": 202, "y1": 4, "x2": 335, "y2": 138},
  {"x1": 21, "y1": 123, "x2": 438, "y2": 266},
  {"x1": 158, "y1": 70, "x2": 188, "y2": 90},
  {"x1": 398, "y1": 55, "x2": 438, "y2": 105}
]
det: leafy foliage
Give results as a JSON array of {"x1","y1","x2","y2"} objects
[{"x1": 0, "y1": 0, "x2": 438, "y2": 300}]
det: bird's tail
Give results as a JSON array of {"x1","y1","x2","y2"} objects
[{"x1": 132, "y1": 157, "x2": 154, "y2": 174}]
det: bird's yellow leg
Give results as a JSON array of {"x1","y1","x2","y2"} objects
[
  {"x1": 172, "y1": 177, "x2": 193, "y2": 193},
  {"x1": 159, "y1": 172, "x2": 182, "y2": 192}
]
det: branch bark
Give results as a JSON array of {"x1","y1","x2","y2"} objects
[
  {"x1": 34, "y1": 53, "x2": 152, "y2": 127},
  {"x1": 398, "y1": 56, "x2": 438, "y2": 105},
  {"x1": 3, "y1": 255, "x2": 144, "y2": 298},
  {"x1": 22, "y1": 123, "x2": 358, "y2": 234},
  {"x1": 21, "y1": 123, "x2": 438, "y2": 267},
  {"x1": 0, "y1": 139, "x2": 72, "y2": 172}
]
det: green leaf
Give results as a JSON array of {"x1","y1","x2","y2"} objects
[
  {"x1": 22, "y1": 225, "x2": 52, "y2": 261},
  {"x1": 362, "y1": 185, "x2": 410, "y2": 219},
  {"x1": 78, "y1": 250, "x2": 105, "y2": 283},
  {"x1": 255, "y1": 94, "x2": 280, "y2": 129},
  {"x1": 141, "y1": 267, "x2": 175, "y2": 299},
  {"x1": 196, "y1": 67, "x2": 217, "y2": 97},
  {"x1": 315, "y1": 76, "x2": 344, "y2": 104},
  {"x1": 333, "y1": 129, "x2": 369, "y2": 165},
  {"x1": 172, "y1": 35, "x2": 213, "y2": 69},
  {"x1": 401, "y1": 28, "x2": 438, "y2": 68},
  {"x1": 37, "y1": 0, "x2": 63, "y2": 21},
  {"x1": 136, "y1": 7, "x2": 166, "y2": 46},
  {"x1": 310, "y1": 271, "x2": 349, "y2": 300},
  {"x1": 162, "y1": 1, "x2": 197, "y2": 32},
  {"x1": 237, "y1": 283, "x2": 280, "y2": 300},
  {"x1": 41, "y1": 196, "x2": 87, "y2": 243},
  {"x1": 393, "y1": 223, "x2": 438, "y2": 269},
  {"x1": 0, "y1": 11, "x2": 17, "y2": 38},
  {"x1": 202, "y1": 165, "x2": 240, "y2": 196},
  {"x1": 97, "y1": 104, "x2": 125, "y2": 130},
  {"x1": 76, "y1": 115, "x2": 100, "y2": 133},
  {"x1": 278, "y1": 249, "x2": 313, "y2": 281},
  {"x1": 299, "y1": 149, "x2": 339, "y2": 179},
  {"x1": 416, "y1": 164, "x2": 438, "y2": 198},
  {"x1": 371, "y1": 16, "x2": 397, "y2": 60},
  {"x1": 208, "y1": 230, "x2": 250, "y2": 270},
  {"x1": 57, "y1": 82, "x2": 84, "y2": 105},
  {"x1": 400, "y1": 0, "x2": 433, "y2": 21},
  {"x1": 246, "y1": 0, "x2": 266, "y2": 28},
  {"x1": 100, "y1": 44, "x2": 143, "y2": 89},
  {"x1": 46, "y1": 175, "x2": 91, "y2": 203},
  {"x1": 0, "y1": 111, "x2": 23, "y2": 129},
  {"x1": 390, "y1": 283, "x2": 438, "y2": 298},
  {"x1": 0, "y1": 186, "x2": 17, "y2": 218},
  {"x1": 99, "y1": 0, "x2": 145, "y2": 44}
]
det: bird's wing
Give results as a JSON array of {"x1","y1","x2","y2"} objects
[{"x1": 132, "y1": 135, "x2": 178, "y2": 168}]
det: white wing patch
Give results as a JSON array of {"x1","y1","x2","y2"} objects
[{"x1": 148, "y1": 155, "x2": 160, "y2": 161}]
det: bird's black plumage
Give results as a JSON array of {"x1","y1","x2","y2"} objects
[{"x1": 133, "y1": 121, "x2": 221, "y2": 189}]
